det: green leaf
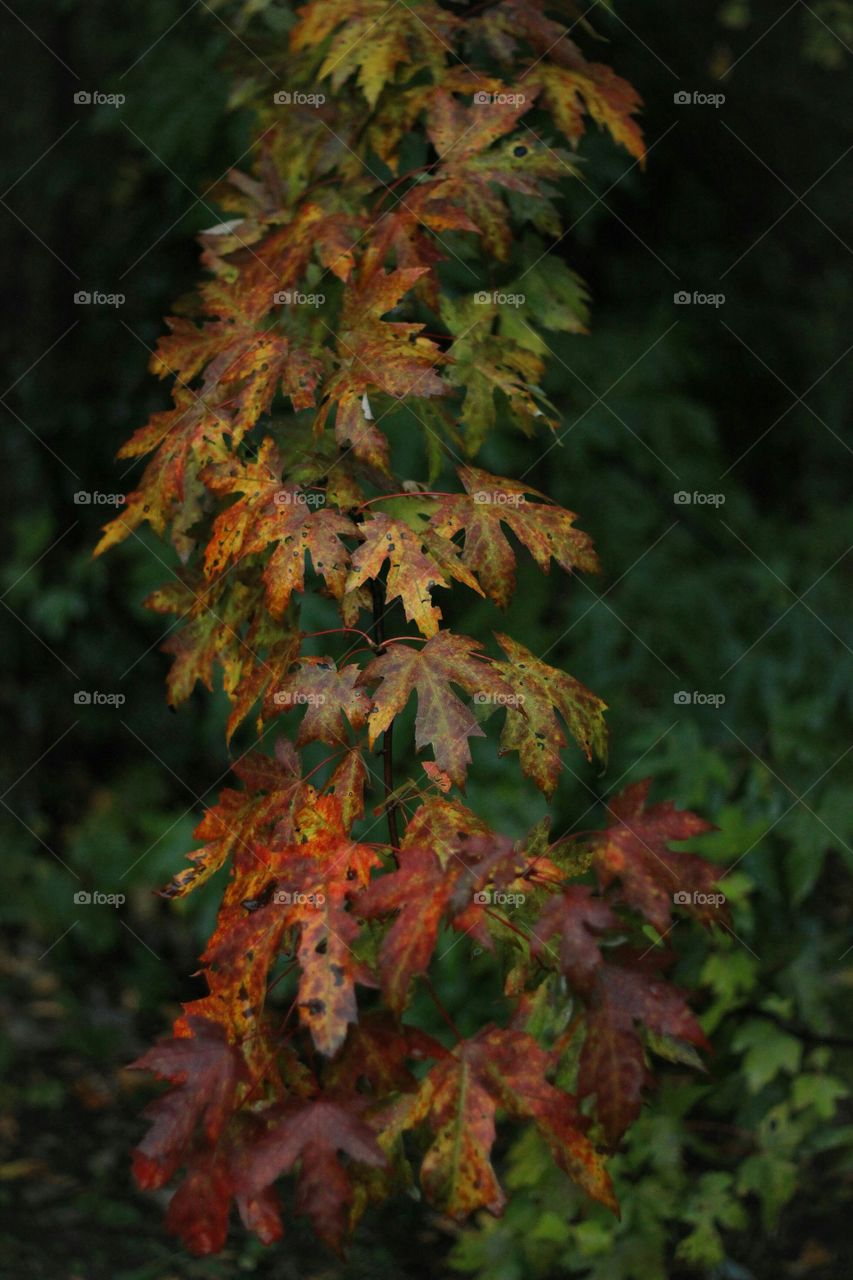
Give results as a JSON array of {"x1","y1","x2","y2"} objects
[{"x1": 730, "y1": 1019, "x2": 803, "y2": 1093}]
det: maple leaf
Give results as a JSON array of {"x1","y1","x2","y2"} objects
[
  {"x1": 578, "y1": 958, "x2": 711, "y2": 1146},
  {"x1": 530, "y1": 885, "x2": 618, "y2": 993},
  {"x1": 434, "y1": 134, "x2": 578, "y2": 263},
  {"x1": 492, "y1": 633, "x2": 608, "y2": 796},
  {"x1": 471, "y1": 1, "x2": 645, "y2": 160},
  {"x1": 264, "y1": 655, "x2": 370, "y2": 747},
  {"x1": 290, "y1": 792, "x2": 383, "y2": 889},
  {"x1": 291, "y1": 0, "x2": 457, "y2": 106},
  {"x1": 346, "y1": 512, "x2": 482, "y2": 638},
  {"x1": 163, "y1": 1116, "x2": 284, "y2": 1256},
  {"x1": 225, "y1": 632, "x2": 301, "y2": 743},
  {"x1": 144, "y1": 576, "x2": 271, "y2": 710},
  {"x1": 168, "y1": 787, "x2": 377, "y2": 1061},
  {"x1": 400, "y1": 796, "x2": 494, "y2": 862},
  {"x1": 590, "y1": 779, "x2": 721, "y2": 933},
  {"x1": 294, "y1": 882, "x2": 363, "y2": 1056},
  {"x1": 356, "y1": 845, "x2": 452, "y2": 1014},
  {"x1": 94, "y1": 391, "x2": 233, "y2": 555},
  {"x1": 192, "y1": 792, "x2": 379, "y2": 1056},
  {"x1": 357, "y1": 819, "x2": 542, "y2": 1010},
  {"x1": 440, "y1": 295, "x2": 556, "y2": 452},
  {"x1": 318, "y1": 267, "x2": 446, "y2": 474},
  {"x1": 501, "y1": 254, "x2": 590, "y2": 352},
  {"x1": 162, "y1": 1147, "x2": 234, "y2": 1257},
  {"x1": 277, "y1": 795, "x2": 382, "y2": 1053},
  {"x1": 391, "y1": 1026, "x2": 614, "y2": 1218},
  {"x1": 189, "y1": 901, "x2": 291, "y2": 1058},
  {"x1": 328, "y1": 1012, "x2": 444, "y2": 1095},
  {"x1": 201, "y1": 437, "x2": 357, "y2": 617},
  {"x1": 159, "y1": 741, "x2": 310, "y2": 899},
  {"x1": 157, "y1": 315, "x2": 299, "y2": 435},
  {"x1": 426, "y1": 86, "x2": 535, "y2": 162},
  {"x1": 361, "y1": 184, "x2": 482, "y2": 302},
  {"x1": 476, "y1": 1027, "x2": 616, "y2": 1211},
  {"x1": 429, "y1": 464, "x2": 599, "y2": 606},
  {"x1": 327, "y1": 748, "x2": 369, "y2": 828},
  {"x1": 131, "y1": 1017, "x2": 247, "y2": 1190},
  {"x1": 238, "y1": 202, "x2": 362, "y2": 293},
  {"x1": 415, "y1": 1040, "x2": 505, "y2": 1218},
  {"x1": 151, "y1": 315, "x2": 239, "y2": 386},
  {"x1": 360, "y1": 632, "x2": 515, "y2": 788},
  {"x1": 530, "y1": 60, "x2": 645, "y2": 162},
  {"x1": 245, "y1": 1095, "x2": 386, "y2": 1251}
]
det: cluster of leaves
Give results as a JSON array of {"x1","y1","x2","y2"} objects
[
  {"x1": 452, "y1": 852, "x2": 851, "y2": 1280},
  {"x1": 450, "y1": 1045, "x2": 850, "y2": 1280},
  {"x1": 100, "y1": 0, "x2": 726, "y2": 1258}
]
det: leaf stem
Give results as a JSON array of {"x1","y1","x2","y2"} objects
[
  {"x1": 303, "y1": 626, "x2": 378, "y2": 648},
  {"x1": 357, "y1": 491, "x2": 452, "y2": 508},
  {"x1": 423, "y1": 973, "x2": 462, "y2": 1042}
]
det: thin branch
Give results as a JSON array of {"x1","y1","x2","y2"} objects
[{"x1": 371, "y1": 578, "x2": 401, "y2": 856}]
